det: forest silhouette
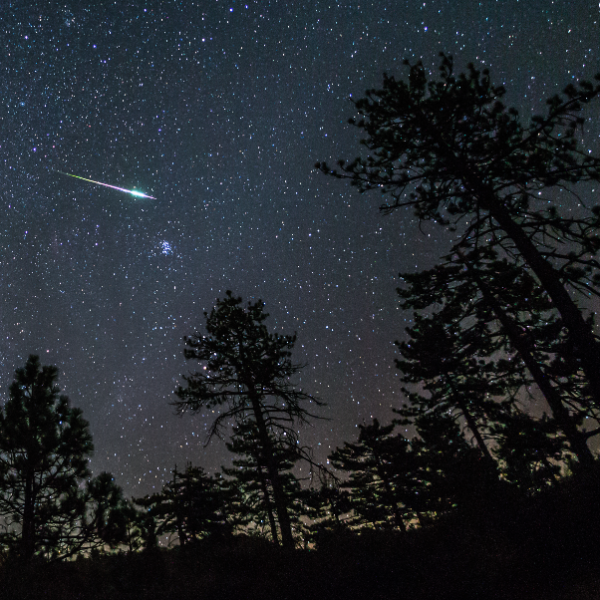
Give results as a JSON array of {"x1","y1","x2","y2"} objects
[{"x1": 2, "y1": 55, "x2": 600, "y2": 599}]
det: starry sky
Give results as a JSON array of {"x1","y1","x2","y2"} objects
[{"x1": 0, "y1": 1, "x2": 598, "y2": 498}]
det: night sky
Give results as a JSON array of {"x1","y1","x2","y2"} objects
[{"x1": 0, "y1": 1, "x2": 597, "y2": 498}]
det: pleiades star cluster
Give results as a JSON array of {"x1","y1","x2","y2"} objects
[{"x1": 0, "y1": 1, "x2": 597, "y2": 498}]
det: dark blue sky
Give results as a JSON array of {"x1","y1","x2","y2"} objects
[{"x1": 0, "y1": 0, "x2": 598, "y2": 497}]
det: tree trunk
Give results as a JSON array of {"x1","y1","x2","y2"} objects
[
  {"x1": 448, "y1": 377, "x2": 498, "y2": 470},
  {"x1": 414, "y1": 106, "x2": 600, "y2": 422},
  {"x1": 249, "y1": 393, "x2": 295, "y2": 549},
  {"x1": 482, "y1": 199, "x2": 600, "y2": 422},
  {"x1": 21, "y1": 470, "x2": 35, "y2": 562},
  {"x1": 254, "y1": 456, "x2": 280, "y2": 545},
  {"x1": 438, "y1": 138, "x2": 600, "y2": 426},
  {"x1": 458, "y1": 250, "x2": 596, "y2": 467}
]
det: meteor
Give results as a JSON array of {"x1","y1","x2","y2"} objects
[{"x1": 57, "y1": 171, "x2": 156, "y2": 199}]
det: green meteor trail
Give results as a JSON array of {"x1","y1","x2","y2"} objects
[{"x1": 57, "y1": 171, "x2": 156, "y2": 199}]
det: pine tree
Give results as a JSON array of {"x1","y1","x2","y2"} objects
[
  {"x1": 173, "y1": 291, "x2": 323, "y2": 549},
  {"x1": 127, "y1": 500, "x2": 159, "y2": 551},
  {"x1": 395, "y1": 306, "x2": 515, "y2": 474},
  {"x1": 111, "y1": 499, "x2": 149, "y2": 553},
  {"x1": 329, "y1": 419, "x2": 416, "y2": 532},
  {"x1": 302, "y1": 474, "x2": 353, "y2": 541},
  {"x1": 135, "y1": 464, "x2": 230, "y2": 547},
  {"x1": 395, "y1": 246, "x2": 596, "y2": 466},
  {"x1": 223, "y1": 420, "x2": 309, "y2": 544},
  {"x1": 317, "y1": 54, "x2": 600, "y2": 428},
  {"x1": 87, "y1": 471, "x2": 132, "y2": 550},
  {"x1": 221, "y1": 419, "x2": 305, "y2": 544},
  {"x1": 0, "y1": 355, "x2": 123, "y2": 562},
  {"x1": 491, "y1": 410, "x2": 567, "y2": 495},
  {"x1": 305, "y1": 471, "x2": 353, "y2": 525},
  {"x1": 409, "y1": 411, "x2": 491, "y2": 518}
]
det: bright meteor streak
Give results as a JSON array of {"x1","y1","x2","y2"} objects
[{"x1": 57, "y1": 171, "x2": 156, "y2": 199}]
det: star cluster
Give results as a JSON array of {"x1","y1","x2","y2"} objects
[{"x1": 0, "y1": 1, "x2": 597, "y2": 497}]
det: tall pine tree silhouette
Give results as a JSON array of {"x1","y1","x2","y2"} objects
[
  {"x1": 0, "y1": 355, "x2": 125, "y2": 562},
  {"x1": 173, "y1": 291, "x2": 323, "y2": 549},
  {"x1": 317, "y1": 55, "x2": 600, "y2": 432}
]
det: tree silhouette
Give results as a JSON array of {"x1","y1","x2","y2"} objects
[
  {"x1": 396, "y1": 247, "x2": 596, "y2": 467},
  {"x1": 109, "y1": 498, "x2": 150, "y2": 553},
  {"x1": 136, "y1": 464, "x2": 231, "y2": 547},
  {"x1": 317, "y1": 54, "x2": 600, "y2": 422},
  {"x1": 329, "y1": 419, "x2": 415, "y2": 532},
  {"x1": 126, "y1": 500, "x2": 159, "y2": 551},
  {"x1": 301, "y1": 474, "x2": 352, "y2": 541},
  {"x1": 87, "y1": 471, "x2": 132, "y2": 550},
  {"x1": 172, "y1": 291, "x2": 323, "y2": 549},
  {"x1": 222, "y1": 419, "x2": 306, "y2": 544},
  {"x1": 0, "y1": 355, "x2": 124, "y2": 562},
  {"x1": 491, "y1": 410, "x2": 567, "y2": 495},
  {"x1": 409, "y1": 411, "x2": 493, "y2": 520},
  {"x1": 395, "y1": 305, "x2": 517, "y2": 474},
  {"x1": 223, "y1": 420, "x2": 280, "y2": 543}
]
